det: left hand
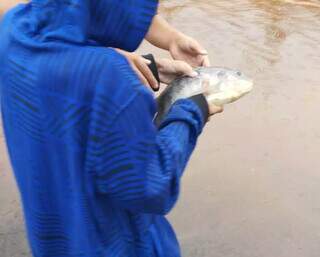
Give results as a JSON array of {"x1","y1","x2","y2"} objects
[
  {"x1": 169, "y1": 33, "x2": 210, "y2": 67},
  {"x1": 156, "y1": 58, "x2": 198, "y2": 84},
  {"x1": 115, "y1": 49, "x2": 159, "y2": 91}
]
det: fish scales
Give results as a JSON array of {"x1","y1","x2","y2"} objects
[{"x1": 155, "y1": 67, "x2": 253, "y2": 126}]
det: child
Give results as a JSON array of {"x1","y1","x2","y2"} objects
[{"x1": 0, "y1": 1, "x2": 221, "y2": 256}]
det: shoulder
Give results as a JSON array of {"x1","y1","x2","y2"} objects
[
  {"x1": 92, "y1": 48, "x2": 157, "y2": 123},
  {"x1": 38, "y1": 46, "x2": 156, "y2": 120}
]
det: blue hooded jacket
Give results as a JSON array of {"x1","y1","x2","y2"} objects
[{"x1": 0, "y1": 1, "x2": 208, "y2": 256}]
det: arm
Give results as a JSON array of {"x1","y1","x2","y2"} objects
[
  {"x1": 0, "y1": 0, "x2": 25, "y2": 16},
  {"x1": 93, "y1": 87, "x2": 209, "y2": 215},
  {"x1": 146, "y1": 14, "x2": 210, "y2": 67},
  {"x1": 88, "y1": 50, "x2": 221, "y2": 215},
  {"x1": 115, "y1": 50, "x2": 197, "y2": 91},
  {"x1": 145, "y1": 14, "x2": 181, "y2": 51}
]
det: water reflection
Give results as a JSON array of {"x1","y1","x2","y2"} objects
[
  {"x1": 155, "y1": 1, "x2": 320, "y2": 257},
  {"x1": 160, "y1": 0, "x2": 320, "y2": 95}
]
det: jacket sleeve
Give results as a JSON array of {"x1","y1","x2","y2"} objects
[
  {"x1": 92, "y1": 85, "x2": 208, "y2": 215},
  {"x1": 89, "y1": 0, "x2": 159, "y2": 51}
]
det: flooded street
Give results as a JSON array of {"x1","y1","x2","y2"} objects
[
  {"x1": 141, "y1": 0, "x2": 320, "y2": 256},
  {"x1": 1, "y1": 0, "x2": 320, "y2": 256}
]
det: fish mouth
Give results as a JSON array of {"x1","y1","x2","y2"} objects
[
  {"x1": 243, "y1": 77, "x2": 254, "y2": 90},
  {"x1": 238, "y1": 79, "x2": 254, "y2": 95},
  {"x1": 247, "y1": 79, "x2": 254, "y2": 88}
]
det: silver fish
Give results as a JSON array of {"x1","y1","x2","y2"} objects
[{"x1": 155, "y1": 67, "x2": 253, "y2": 126}]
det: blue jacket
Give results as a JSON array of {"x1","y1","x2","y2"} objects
[{"x1": 0, "y1": 1, "x2": 208, "y2": 256}]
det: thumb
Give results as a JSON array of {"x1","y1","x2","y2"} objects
[
  {"x1": 201, "y1": 75, "x2": 211, "y2": 93},
  {"x1": 189, "y1": 40, "x2": 208, "y2": 55}
]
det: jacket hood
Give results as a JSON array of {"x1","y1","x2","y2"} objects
[{"x1": 23, "y1": 0, "x2": 158, "y2": 51}]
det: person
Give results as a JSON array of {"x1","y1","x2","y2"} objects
[
  {"x1": 0, "y1": 0, "x2": 25, "y2": 17},
  {"x1": 115, "y1": 14, "x2": 211, "y2": 90},
  {"x1": 0, "y1": 1, "x2": 222, "y2": 257},
  {"x1": 0, "y1": 2, "x2": 210, "y2": 89}
]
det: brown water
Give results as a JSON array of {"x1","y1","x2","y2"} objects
[
  {"x1": 1, "y1": 0, "x2": 320, "y2": 256},
  {"x1": 142, "y1": 0, "x2": 320, "y2": 256}
]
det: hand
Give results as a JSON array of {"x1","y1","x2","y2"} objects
[
  {"x1": 202, "y1": 78, "x2": 223, "y2": 116},
  {"x1": 115, "y1": 49, "x2": 159, "y2": 91},
  {"x1": 156, "y1": 58, "x2": 198, "y2": 84},
  {"x1": 0, "y1": 0, "x2": 25, "y2": 15},
  {"x1": 145, "y1": 15, "x2": 210, "y2": 67},
  {"x1": 169, "y1": 33, "x2": 210, "y2": 68}
]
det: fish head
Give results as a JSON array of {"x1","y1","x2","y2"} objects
[
  {"x1": 197, "y1": 67, "x2": 254, "y2": 105},
  {"x1": 200, "y1": 67, "x2": 253, "y2": 92},
  {"x1": 221, "y1": 69, "x2": 253, "y2": 95}
]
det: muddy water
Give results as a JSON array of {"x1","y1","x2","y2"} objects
[
  {"x1": 142, "y1": 0, "x2": 320, "y2": 256},
  {"x1": 1, "y1": 0, "x2": 320, "y2": 256}
]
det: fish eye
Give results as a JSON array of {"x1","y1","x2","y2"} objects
[{"x1": 236, "y1": 71, "x2": 242, "y2": 76}]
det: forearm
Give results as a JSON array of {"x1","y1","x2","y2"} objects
[
  {"x1": 146, "y1": 14, "x2": 182, "y2": 51},
  {"x1": 0, "y1": 0, "x2": 25, "y2": 16},
  {"x1": 95, "y1": 95, "x2": 208, "y2": 214}
]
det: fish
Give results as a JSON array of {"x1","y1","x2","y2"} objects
[{"x1": 155, "y1": 67, "x2": 253, "y2": 126}]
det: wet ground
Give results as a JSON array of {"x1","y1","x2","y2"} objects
[{"x1": 1, "y1": 0, "x2": 320, "y2": 256}]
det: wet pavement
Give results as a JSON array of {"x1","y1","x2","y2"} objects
[{"x1": 1, "y1": 0, "x2": 320, "y2": 256}]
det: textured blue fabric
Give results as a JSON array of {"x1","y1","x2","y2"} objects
[{"x1": 0, "y1": 1, "x2": 206, "y2": 256}]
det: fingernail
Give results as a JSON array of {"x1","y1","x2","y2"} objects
[
  {"x1": 152, "y1": 83, "x2": 159, "y2": 91},
  {"x1": 144, "y1": 59, "x2": 151, "y2": 65}
]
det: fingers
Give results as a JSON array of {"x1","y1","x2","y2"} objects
[
  {"x1": 201, "y1": 77, "x2": 224, "y2": 116},
  {"x1": 207, "y1": 96, "x2": 224, "y2": 115},
  {"x1": 201, "y1": 76, "x2": 211, "y2": 93},
  {"x1": 209, "y1": 105, "x2": 223, "y2": 115},
  {"x1": 173, "y1": 60, "x2": 198, "y2": 77},
  {"x1": 156, "y1": 58, "x2": 199, "y2": 84},
  {"x1": 116, "y1": 49, "x2": 159, "y2": 91},
  {"x1": 143, "y1": 58, "x2": 152, "y2": 65},
  {"x1": 201, "y1": 55, "x2": 211, "y2": 67},
  {"x1": 132, "y1": 65, "x2": 149, "y2": 87},
  {"x1": 134, "y1": 57, "x2": 159, "y2": 91},
  {"x1": 189, "y1": 40, "x2": 208, "y2": 55},
  {"x1": 188, "y1": 39, "x2": 211, "y2": 67}
]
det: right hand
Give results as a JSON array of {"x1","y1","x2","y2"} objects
[
  {"x1": 169, "y1": 33, "x2": 211, "y2": 68},
  {"x1": 202, "y1": 78, "x2": 224, "y2": 116},
  {"x1": 156, "y1": 58, "x2": 197, "y2": 84}
]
